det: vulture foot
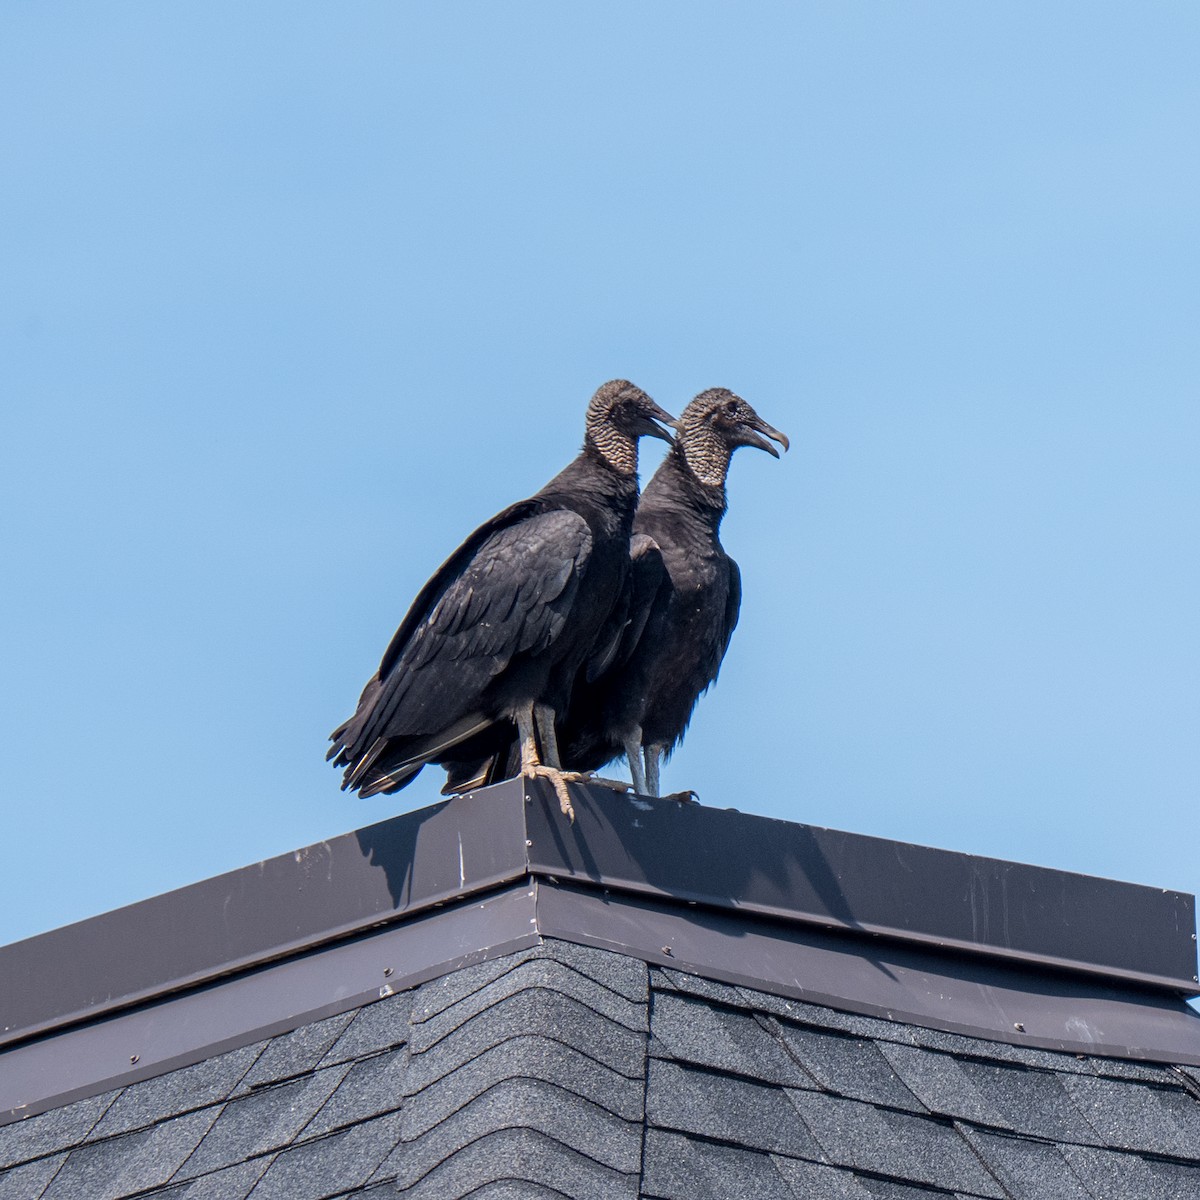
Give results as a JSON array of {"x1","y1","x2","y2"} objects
[
  {"x1": 524, "y1": 764, "x2": 577, "y2": 821},
  {"x1": 576, "y1": 773, "x2": 634, "y2": 795},
  {"x1": 661, "y1": 789, "x2": 699, "y2": 804}
]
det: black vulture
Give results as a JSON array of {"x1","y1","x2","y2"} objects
[
  {"x1": 442, "y1": 387, "x2": 788, "y2": 799},
  {"x1": 596, "y1": 387, "x2": 788, "y2": 794},
  {"x1": 327, "y1": 380, "x2": 675, "y2": 818}
]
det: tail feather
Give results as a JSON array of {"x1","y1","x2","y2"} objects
[{"x1": 342, "y1": 712, "x2": 496, "y2": 796}]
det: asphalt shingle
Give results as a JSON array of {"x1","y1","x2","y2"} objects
[
  {"x1": 405, "y1": 1034, "x2": 644, "y2": 1127},
  {"x1": 652, "y1": 968, "x2": 911, "y2": 1040},
  {"x1": 143, "y1": 1156, "x2": 272, "y2": 1199},
  {"x1": 952, "y1": 1058, "x2": 1101, "y2": 1146},
  {"x1": 396, "y1": 1076, "x2": 641, "y2": 1177},
  {"x1": 172, "y1": 1065, "x2": 349, "y2": 1181},
  {"x1": 772, "y1": 1155, "x2": 923, "y2": 1199},
  {"x1": 786, "y1": 1089, "x2": 1005, "y2": 1198},
  {"x1": 957, "y1": 1126, "x2": 1092, "y2": 1200},
  {"x1": 410, "y1": 958, "x2": 646, "y2": 1051},
  {"x1": 1175, "y1": 1065, "x2": 1200, "y2": 1092},
  {"x1": 248, "y1": 1111, "x2": 404, "y2": 1200},
  {"x1": 235, "y1": 1015, "x2": 355, "y2": 1094},
  {"x1": 0, "y1": 1151, "x2": 65, "y2": 1200},
  {"x1": 640, "y1": 1128, "x2": 800, "y2": 1200},
  {"x1": 408, "y1": 986, "x2": 646, "y2": 1079},
  {"x1": 409, "y1": 949, "x2": 542, "y2": 1024},
  {"x1": 90, "y1": 1044, "x2": 265, "y2": 1139},
  {"x1": 1059, "y1": 1072, "x2": 1200, "y2": 1157},
  {"x1": 390, "y1": 1126, "x2": 638, "y2": 1198},
  {"x1": 317, "y1": 993, "x2": 413, "y2": 1068},
  {"x1": 0, "y1": 1090, "x2": 117, "y2": 1170},
  {"x1": 440, "y1": 1185, "x2": 572, "y2": 1199},
  {"x1": 41, "y1": 1110, "x2": 219, "y2": 1200},
  {"x1": 1060, "y1": 1142, "x2": 1200, "y2": 1200},
  {"x1": 649, "y1": 991, "x2": 813, "y2": 1090},
  {"x1": 298, "y1": 1047, "x2": 408, "y2": 1140},
  {"x1": 876, "y1": 1043, "x2": 1007, "y2": 1128},
  {"x1": 539, "y1": 938, "x2": 650, "y2": 1003},
  {"x1": 771, "y1": 1017, "x2": 926, "y2": 1112},
  {"x1": 646, "y1": 1059, "x2": 823, "y2": 1161}
]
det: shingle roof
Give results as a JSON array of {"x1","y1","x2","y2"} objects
[
  {"x1": 5, "y1": 939, "x2": 1200, "y2": 1198},
  {"x1": 3, "y1": 781, "x2": 1200, "y2": 1198}
]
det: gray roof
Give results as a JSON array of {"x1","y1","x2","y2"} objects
[
  {"x1": 3, "y1": 780, "x2": 1200, "y2": 1198},
  {"x1": 4, "y1": 938, "x2": 1200, "y2": 1198}
]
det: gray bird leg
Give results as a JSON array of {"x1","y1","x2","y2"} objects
[
  {"x1": 517, "y1": 704, "x2": 540, "y2": 773},
  {"x1": 534, "y1": 704, "x2": 562, "y2": 768},
  {"x1": 643, "y1": 742, "x2": 698, "y2": 804},
  {"x1": 531, "y1": 703, "x2": 631, "y2": 809},
  {"x1": 518, "y1": 702, "x2": 574, "y2": 820},
  {"x1": 623, "y1": 727, "x2": 649, "y2": 795},
  {"x1": 645, "y1": 743, "x2": 665, "y2": 798}
]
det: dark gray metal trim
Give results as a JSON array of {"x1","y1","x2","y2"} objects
[
  {"x1": 521, "y1": 781, "x2": 1199, "y2": 994},
  {"x1": 7, "y1": 870, "x2": 1200, "y2": 1130},
  {"x1": 1, "y1": 884, "x2": 540, "y2": 1126},
  {"x1": 1, "y1": 779, "x2": 1196, "y2": 1067},
  {"x1": 533, "y1": 881, "x2": 1200, "y2": 1067},
  {"x1": 0, "y1": 788, "x2": 530, "y2": 1048}
]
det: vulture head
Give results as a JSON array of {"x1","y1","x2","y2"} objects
[
  {"x1": 675, "y1": 388, "x2": 789, "y2": 488},
  {"x1": 585, "y1": 380, "x2": 676, "y2": 474}
]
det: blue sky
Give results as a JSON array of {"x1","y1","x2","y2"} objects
[{"x1": 2, "y1": 4, "x2": 1197, "y2": 947}]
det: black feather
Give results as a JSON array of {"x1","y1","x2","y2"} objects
[
  {"x1": 328, "y1": 381, "x2": 674, "y2": 797},
  {"x1": 450, "y1": 389, "x2": 786, "y2": 794}
]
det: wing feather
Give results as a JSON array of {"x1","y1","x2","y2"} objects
[{"x1": 329, "y1": 508, "x2": 593, "y2": 776}]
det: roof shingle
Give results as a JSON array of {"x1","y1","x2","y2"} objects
[{"x1": 6, "y1": 936, "x2": 1200, "y2": 1199}]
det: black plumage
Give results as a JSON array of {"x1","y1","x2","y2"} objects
[
  {"x1": 442, "y1": 387, "x2": 788, "y2": 798},
  {"x1": 569, "y1": 387, "x2": 788, "y2": 794},
  {"x1": 327, "y1": 380, "x2": 675, "y2": 816}
]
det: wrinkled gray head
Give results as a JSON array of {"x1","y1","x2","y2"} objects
[
  {"x1": 675, "y1": 388, "x2": 789, "y2": 489},
  {"x1": 585, "y1": 380, "x2": 676, "y2": 475}
]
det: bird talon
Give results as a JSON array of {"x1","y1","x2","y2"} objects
[
  {"x1": 524, "y1": 764, "x2": 577, "y2": 822},
  {"x1": 585, "y1": 774, "x2": 634, "y2": 794}
]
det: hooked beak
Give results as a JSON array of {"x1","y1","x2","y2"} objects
[
  {"x1": 740, "y1": 416, "x2": 790, "y2": 458},
  {"x1": 636, "y1": 400, "x2": 677, "y2": 444}
]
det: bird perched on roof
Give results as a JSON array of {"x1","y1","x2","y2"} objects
[
  {"x1": 442, "y1": 387, "x2": 788, "y2": 799},
  {"x1": 581, "y1": 388, "x2": 788, "y2": 795},
  {"x1": 327, "y1": 380, "x2": 675, "y2": 818}
]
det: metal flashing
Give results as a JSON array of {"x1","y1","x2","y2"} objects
[
  {"x1": 3, "y1": 780, "x2": 1199, "y2": 1126},
  {"x1": 519, "y1": 782, "x2": 1198, "y2": 994},
  {"x1": 0, "y1": 787, "x2": 531, "y2": 1048},
  {"x1": 1, "y1": 884, "x2": 540, "y2": 1125},
  {"x1": 535, "y1": 881, "x2": 1200, "y2": 1066}
]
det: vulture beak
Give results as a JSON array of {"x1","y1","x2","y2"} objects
[
  {"x1": 739, "y1": 415, "x2": 790, "y2": 458},
  {"x1": 636, "y1": 401, "x2": 677, "y2": 444}
]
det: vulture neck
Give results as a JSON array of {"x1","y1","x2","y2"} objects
[
  {"x1": 541, "y1": 439, "x2": 641, "y2": 528},
  {"x1": 583, "y1": 424, "x2": 640, "y2": 479},
  {"x1": 644, "y1": 443, "x2": 728, "y2": 533}
]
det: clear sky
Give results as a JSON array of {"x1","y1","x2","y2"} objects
[{"x1": 2, "y1": 4, "x2": 1197, "y2": 948}]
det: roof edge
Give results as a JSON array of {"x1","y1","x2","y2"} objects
[{"x1": 2, "y1": 780, "x2": 1195, "y2": 1055}]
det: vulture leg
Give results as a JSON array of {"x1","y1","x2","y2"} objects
[
  {"x1": 529, "y1": 704, "x2": 633, "y2": 811},
  {"x1": 644, "y1": 743, "x2": 664, "y2": 798},
  {"x1": 623, "y1": 729, "x2": 649, "y2": 796},
  {"x1": 643, "y1": 742, "x2": 698, "y2": 804},
  {"x1": 516, "y1": 702, "x2": 576, "y2": 821},
  {"x1": 539, "y1": 705, "x2": 642, "y2": 797}
]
